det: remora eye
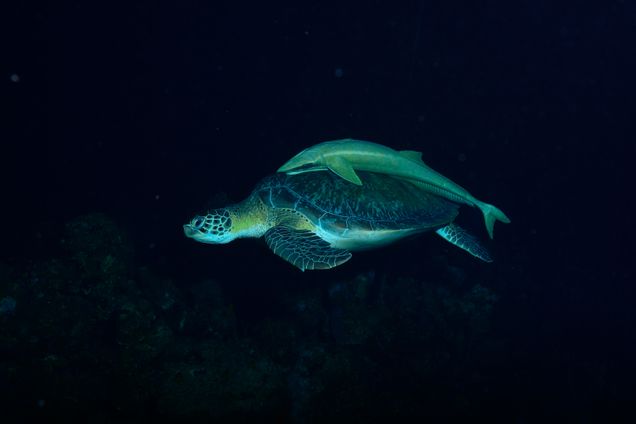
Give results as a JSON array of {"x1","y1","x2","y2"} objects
[{"x1": 192, "y1": 217, "x2": 204, "y2": 229}]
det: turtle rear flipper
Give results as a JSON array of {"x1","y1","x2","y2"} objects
[
  {"x1": 436, "y1": 224, "x2": 493, "y2": 263},
  {"x1": 265, "y1": 226, "x2": 352, "y2": 271}
]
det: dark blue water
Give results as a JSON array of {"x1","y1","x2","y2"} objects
[{"x1": 2, "y1": 1, "x2": 634, "y2": 421}]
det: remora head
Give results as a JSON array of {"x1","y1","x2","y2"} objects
[
  {"x1": 183, "y1": 208, "x2": 235, "y2": 244},
  {"x1": 277, "y1": 145, "x2": 325, "y2": 173}
]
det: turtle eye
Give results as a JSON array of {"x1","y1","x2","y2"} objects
[{"x1": 192, "y1": 217, "x2": 205, "y2": 229}]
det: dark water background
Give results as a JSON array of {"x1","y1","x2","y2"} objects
[{"x1": 2, "y1": 1, "x2": 634, "y2": 421}]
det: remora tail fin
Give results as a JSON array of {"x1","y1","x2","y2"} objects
[{"x1": 479, "y1": 202, "x2": 510, "y2": 239}]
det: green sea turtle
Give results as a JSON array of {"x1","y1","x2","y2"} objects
[{"x1": 183, "y1": 171, "x2": 493, "y2": 271}]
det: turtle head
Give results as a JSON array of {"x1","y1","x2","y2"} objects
[
  {"x1": 183, "y1": 209, "x2": 236, "y2": 244},
  {"x1": 184, "y1": 197, "x2": 270, "y2": 245}
]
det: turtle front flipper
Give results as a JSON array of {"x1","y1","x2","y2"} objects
[
  {"x1": 265, "y1": 226, "x2": 352, "y2": 271},
  {"x1": 436, "y1": 224, "x2": 493, "y2": 263}
]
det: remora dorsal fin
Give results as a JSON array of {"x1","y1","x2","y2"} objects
[
  {"x1": 399, "y1": 150, "x2": 425, "y2": 164},
  {"x1": 326, "y1": 156, "x2": 363, "y2": 185}
]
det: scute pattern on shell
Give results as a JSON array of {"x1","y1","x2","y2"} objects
[{"x1": 255, "y1": 171, "x2": 459, "y2": 232}]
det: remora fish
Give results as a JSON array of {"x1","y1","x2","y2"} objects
[{"x1": 277, "y1": 138, "x2": 510, "y2": 238}]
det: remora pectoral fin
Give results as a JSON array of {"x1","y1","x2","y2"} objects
[
  {"x1": 436, "y1": 224, "x2": 493, "y2": 263},
  {"x1": 264, "y1": 226, "x2": 352, "y2": 271},
  {"x1": 326, "y1": 157, "x2": 363, "y2": 185}
]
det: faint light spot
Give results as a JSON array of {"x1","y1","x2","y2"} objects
[
  {"x1": 334, "y1": 68, "x2": 344, "y2": 78},
  {"x1": 155, "y1": 194, "x2": 160, "y2": 200},
  {"x1": 457, "y1": 153, "x2": 467, "y2": 162},
  {"x1": 37, "y1": 399, "x2": 45, "y2": 408},
  {"x1": 10, "y1": 74, "x2": 20, "y2": 83},
  {"x1": 149, "y1": 243, "x2": 156, "y2": 249},
  {"x1": 0, "y1": 296, "x2": 16, "y2": 315}
]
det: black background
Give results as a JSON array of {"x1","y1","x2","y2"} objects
[{"x1": 3, "y1": 0, "x2": 635, "y2": 420}]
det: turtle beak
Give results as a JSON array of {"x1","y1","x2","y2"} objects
[{"x1": 183, "y1": 224, "x2": 196, "y2": 238}]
